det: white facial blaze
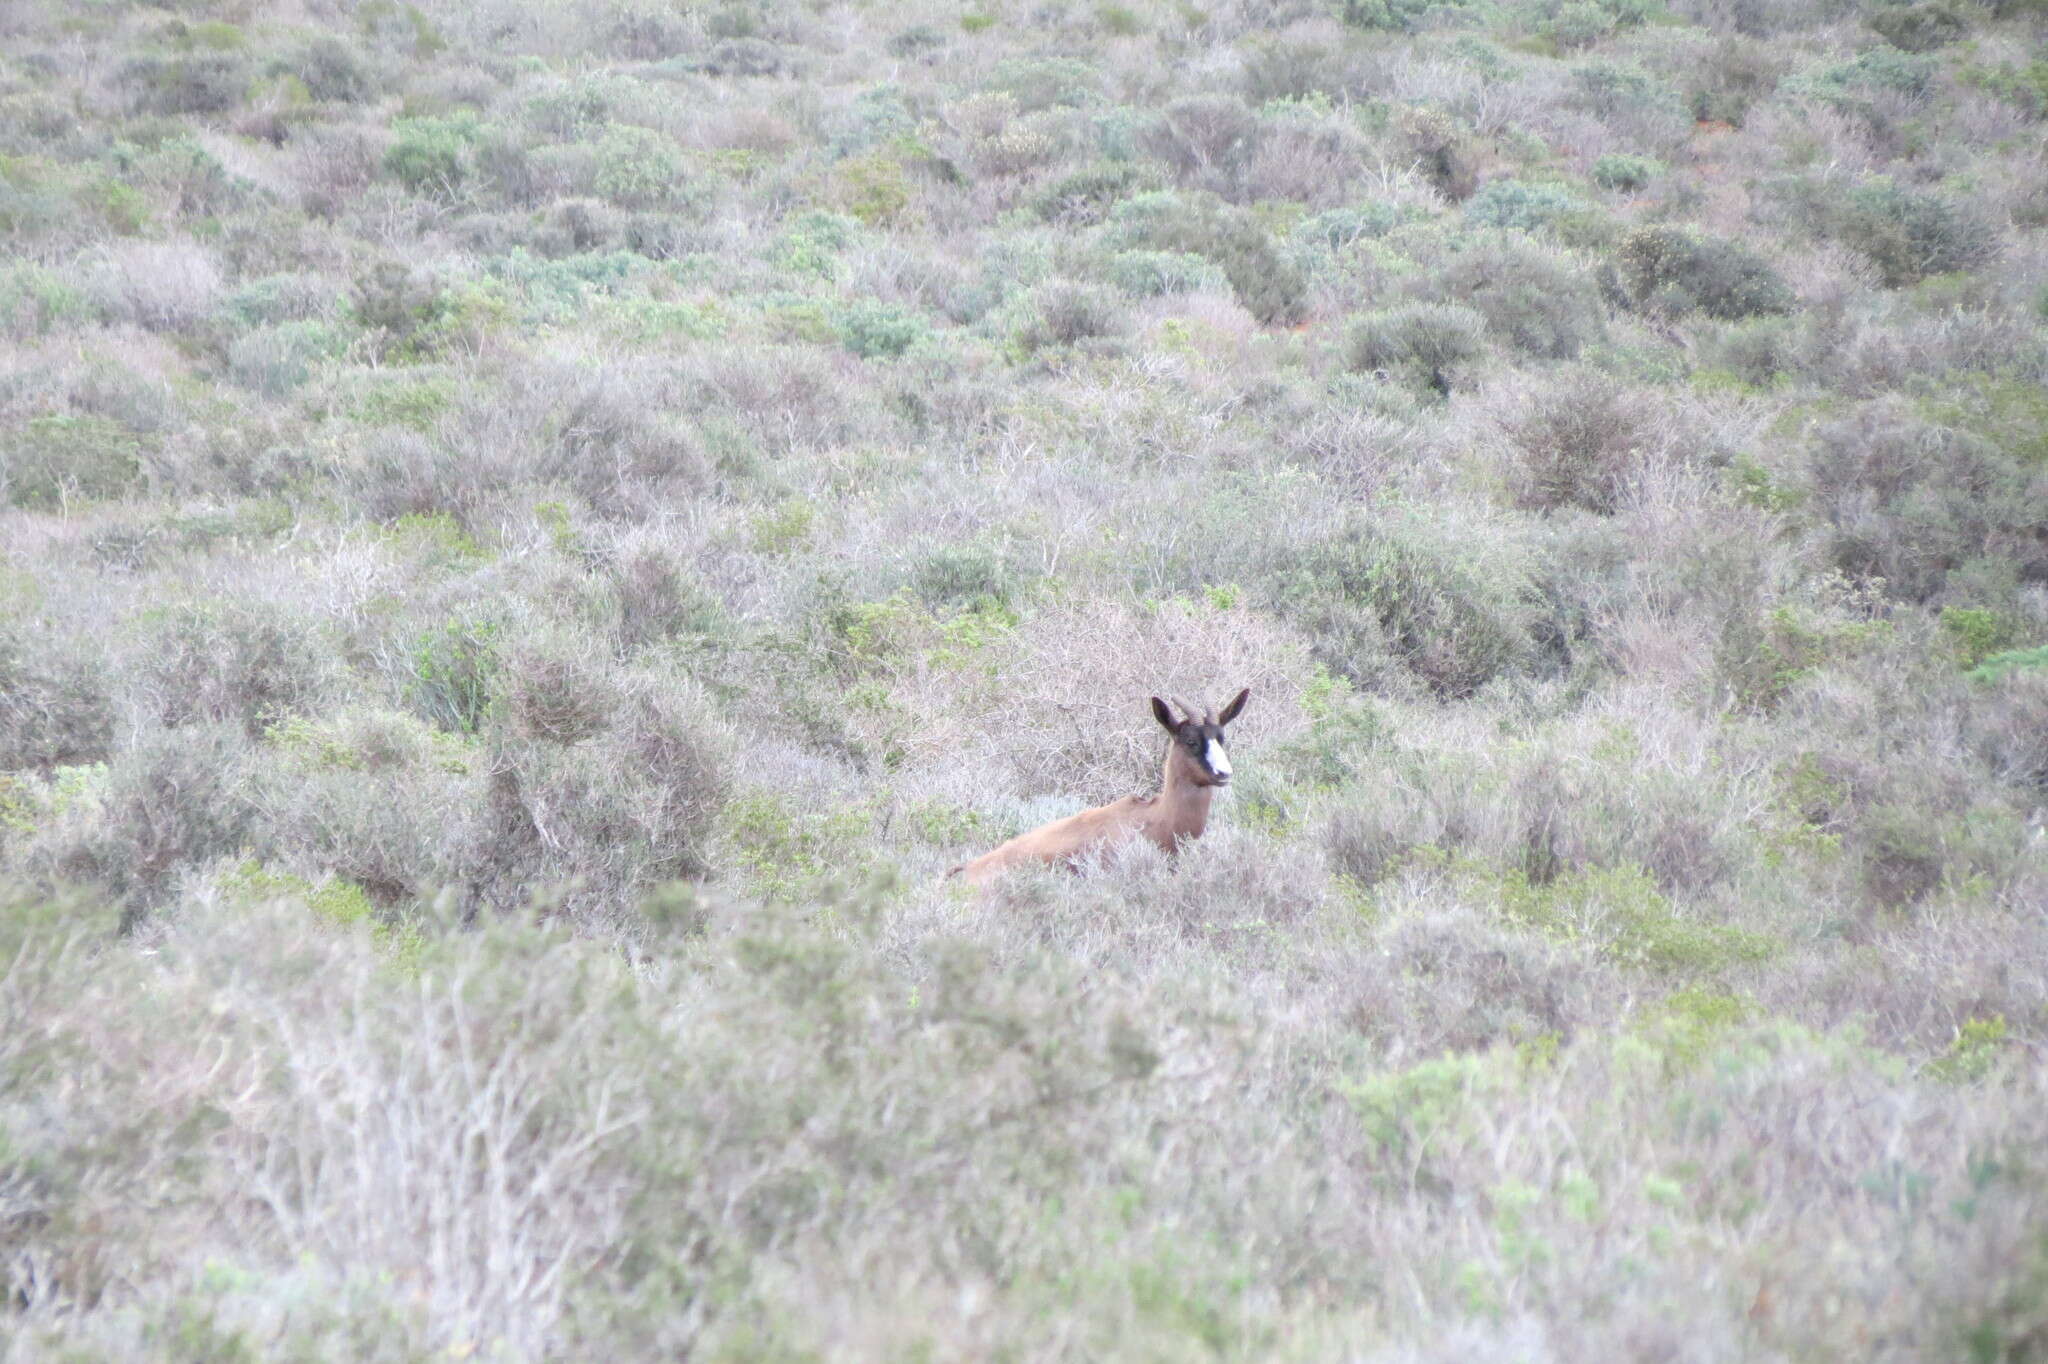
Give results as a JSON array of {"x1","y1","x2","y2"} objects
[{"x1": 1204, "y1": 737, "x2": 1231, "y2": 781}]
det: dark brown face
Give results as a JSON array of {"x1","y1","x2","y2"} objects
[
  {"x1": 1149, "y1": 688, "x2": 1249, "y2": 787},
  {"x1": 1173, "y1": 720, "x2": 1233, "y2": 786}
]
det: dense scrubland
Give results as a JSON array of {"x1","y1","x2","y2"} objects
[{"x1": 2, "y1": 0, "x2": 2047, "y2": 1355}]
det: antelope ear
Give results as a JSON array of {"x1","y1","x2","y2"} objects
[
  {"x1": 1150, "y1": 696, "x2": 1179, "y2": 732},
  {"x1": 1216, "y1": 687, "x2": 1250, "y2": 726}
]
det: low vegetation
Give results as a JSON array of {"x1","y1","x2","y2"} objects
[{"x1": 1, "y1": 0, "x2": 2044, "y2": 1356}]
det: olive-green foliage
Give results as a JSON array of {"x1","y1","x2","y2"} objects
[
  {"x1": 1102, "y1": 249, "x2": 1226, "y2": 297},
  {"x1": 593, "y1": 125, "x2": 683, "y2": 210},
  {"x1": 1792, "y1": 46, "x2": 1937, "y2": 106},
  {"x1": 383, "y1": 112, "x2": 484, "y2": 196},
  {"x1": 1968, "y1": 645, "x2": 2048, "y2": 684},
  {"x1": 2, "y1": 415, "x2": 145, "y2": 508},
  {"x1": 1345, "y1": 303, "x2": 1488, "y2": 396},
  {"x1": 0, "y1": 624, "x2": 114, "y2": 770},
  {"x1": 835, "y1": 299, "x2": 932, "y2": 358},
  {"x1": 139, "y1": 599, "x2": 339, "y2": 739},
  {"x1": 406, "y1": 618, "x2": 500, "y2": 735},
  {"x1": 1866, "y1": 0, "x2": 1970, "y2": 52},
  {"x1": 1105, "y1": 192, "x2": 1306, "y2": 324},
  {"x1": 1500, "y1": 862, "x2": 1776, "y2": 975},
  {"x1": 1614, "y1": 226, "x2": 1794, "y2": 319},
  {"x1": 118, "y1": 48, "x2": 251, "y2": 116},
  {"x1": 227, "y1": 320, "x2": 352, "y2": 395},
  {"x1": 1011, "y1": 279, "x2": 1124, "y2": 352},
  {"x1": 1505, "y1": 369, "x2": 1650, "y2": 512},
  {"x1": 1428, "y1": 234, "x2": 1606, "y2": 360},
  {"x1": 1590, "y1": 154, "x2": 1660, "y2": 191},
  {"x1": 1829, "y1": 180, "x2": 2000, "y2": 287},
  {"x1": 1035, "y1": 161, "x2": 1156, "y2": 226},
  {"x1": 1805, "y1": 400, "x2": 2048, "y2": 602},
  {"x1": 274, "y1": 35, "x2": 376, "y2": 102},
  {"x1": 1270, "y1": 515, "x2": 1536, "y2": 696},
  {"x1": 1464, "y1": 179, "x2": 1586, "y2": 233}
]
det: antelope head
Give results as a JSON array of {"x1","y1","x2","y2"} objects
[{"x1": 1150, "y1": 688, "x2": 1250, "y2": 789}]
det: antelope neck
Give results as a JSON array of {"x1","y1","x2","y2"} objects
[{"x1": 1158, "y1": 746, "x2": 1218, "y2": 836}]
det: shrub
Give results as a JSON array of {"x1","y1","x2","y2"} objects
[
  {"x1": 227, "y1": 320, "x2": 352, "y2": 395},
  {"x1": 1105, "y1": 191, "x2": 1306, "y2": 324},
  {"x1": 274, "y1": 35, "x2": 375, "y2": 102},
  {"x1": 137, "y1": 599, "x2": 340, "y2": 738},
  {"x1": 1269, "y1": 513, "x2": 1536, "y2": 696},
  {"x1": 1033, "y1": 161, "x2": 1155, "y2": 226},
  {"x1": 499, "y1": 636, "x2": 616, "y2": 746},
  {"x1": 1295, "y1": 203, "x2": 1403, "y2": 248},
  {"x1": 987, "y1": 56, "x2": 1101, "y2": 111},
  {"x1": 1866, "y1": 0, "x2": 1970, "y2": 51},
  {"x1": 0, "y1": 624, "x2": 114, "y2": 770},
  {"x1": 1614, "y1": 226, "x2": 1793, "y2": 319},
  {"x1": 351, "y1": 260, "x2": 452, "y2": 347},
  {"x1": 118, "y1": 50, "x2": 251, "y2": 115},
  {"x1": 1428, "y1": 233, "x2": 1607, "y2": 360},
  {"x1": 1505, "y1": 370, "x2": 1654, "y2": 513},
  {"x1": 383, "y1": 112, "x2": 483, "y2": 196},
  {"x1": 1464, "y1": 178, "x2": 1586, "y2": 233},
  {"x1": 1804, "y1": 400, "x2": 2046, "y2": 602},
  {"x1": 32, "y1": 723, "x2": 255, "y2": 918},
  {"x1": 1591, "y1": 154, "x2": 1660, "y2": 191},
  {"x1": 1345, "y1": 303, "x2": 1487, "y2": 397},
  {"x1": 2, "y1": 415, "x2": 145, "y2": 509},
  {"x1": 1792, "y1": 47, "x2": 1937, "y2": 107},
  {"x1": 1102, "y1": 250, "x2": 1225, "y2": 296},
  {"x1": 404, "y1": 618, "x2": 501, "y2": 735},
  {"x1": 593, "y1": 125, "x2": 683, "y2": 210},
  {"x1": 831, "y1": 299, "x2": 931, "y2": 359},
  {"x1": 1011, "y1": 279, "x2": 1125, "y2": 353},
  {"x1": 1829, "y1": 181, "x2": 1999, "y2": 288},
  {"x1": 475, "y1": 677, "x2": 732, "y2": 919},
  {"x1": 1340, "y1": 0, "x2": 1464, "y2": 31},
  {"x1": 1394, "y1": 106, "x2": 1478, "y2": 201},
  {"x1": 1140, "y1": 94, "x2": 1260, "y2": 195}
]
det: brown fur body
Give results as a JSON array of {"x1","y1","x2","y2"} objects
[{"x1": 949, "y1": 690, "x2": 1247, "y2": 887}]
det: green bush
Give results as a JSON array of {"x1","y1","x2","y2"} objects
[
  {"x1": 835, "y1": 299, "x2": 932, "y2": 358},
  {"x1": 406, "y1": 618, "x2": 501, "y2": 735},
  {"x1": 274, "y1": 35, "x2": 375, "y2": 102},
  {"x1": 1792, "y1": 47, "x2": 1936, "y2": 107},
  {"x1": 1590, "y1": 154, "x2": 1660, "y2": 191},
  {"x1": 1269, "y1": 513, "x2": 1536, "y2": 696},
  {"x1": 1866, "y1": 0, "x2": 1970, "y2": 51},
  {"x1": 1105, "y1": 191, "x2": 1306, "y2": 324},
  {"x1": 1345, "y1": 303, "x2": 1488, "y2": 397},
  {"x1": 1011, "y1": 279, "x2": 1125, "y2": 352},
  {"x1": 1829, "y1": 180, "x2": 1999, "y2": 287},
  {"x1": 383, "y1": 112, "x2": 483, "y2": 196},
  {"x1": 1102, "y1": 250, "x2": 1226, "y2": 297},
  {"x1": 118, "y1": 50, "x2": 251, "y2": 115},
  {"x1": 1464, "y1": 178, "x2": 1586, "y2": 233},
  {"x1": 1034, "y1": 161, "x2": 1156, "y2": 226},
  {"x1": 1295, "y1": 202, "x2": 1404, "y2": 248},
  {"x1": 227, "y1": 320, "x2": 352, "y2": 395},
  {"x1": 593, "y1": 125, "x2": 684, "y2": 210},
  {"x1": 1339, "y1": 0, "x2": 1471, "y2": 31},
  {"x1": 987, "y1": 56, "x2": 1102, "y2": 111},
  {"x1": 2, "y1": 415, "x2": 145, "y2": 509},
  {"x1": 1428, "y1": 234, "x2": 1606, "y2": 360},
  {"x1": 1614, "y1": 226, "x2": 1794, "y2": 319}
]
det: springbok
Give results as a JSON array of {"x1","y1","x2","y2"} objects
[{"x1": 949, "y1": 688, "x2": 1250, "y2": 886}]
